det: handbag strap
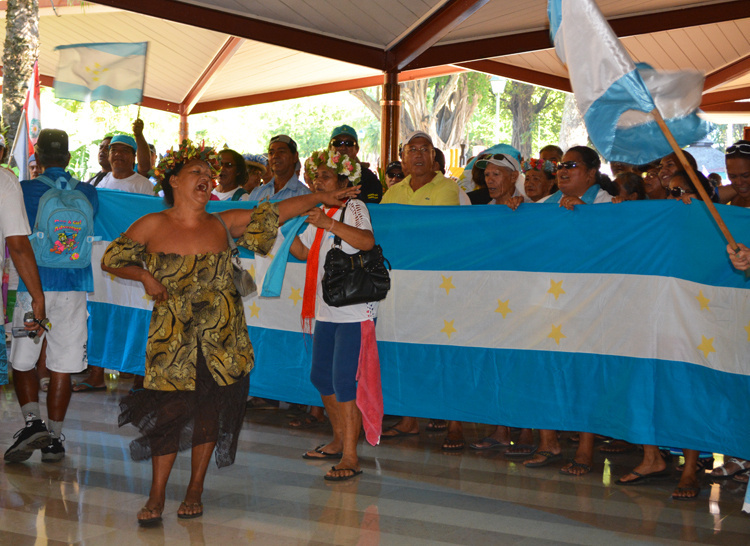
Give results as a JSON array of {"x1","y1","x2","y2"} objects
[
  {"x1": 211, "y1": 212, "x2": 240, "y2": 258},
  {"x1": 332, "y1": 203, "x2": 348, "y2": 247}
]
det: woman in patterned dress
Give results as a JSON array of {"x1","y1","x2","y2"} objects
[{"x1": 101, "y1": 140, "x2": 358, "y2": 525}]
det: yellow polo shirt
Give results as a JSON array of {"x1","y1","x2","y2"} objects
[{"x1": 381, "y1": 172, "x2": 460, "y2": 206}]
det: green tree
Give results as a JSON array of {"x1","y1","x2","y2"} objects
[{"x1": 2, "y1": 0, "x2": 39, "y2": 158}]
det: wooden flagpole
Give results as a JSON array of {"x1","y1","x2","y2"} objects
[{"x1": 650, "y1": 108, "x2": 740, "y2": 254}]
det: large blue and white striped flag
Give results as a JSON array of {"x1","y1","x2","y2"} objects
[
  {"x1": 54, "y1": 42, "x2": 148, "y2": 106},
  {"x1": 548, "y1": 0, "x2": 710, "y2": 164},
  {"x1": 87, "y1": 191, "x2": 750, "y2": 459}
]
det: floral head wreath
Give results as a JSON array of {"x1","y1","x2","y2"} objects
[
  {"x1": 522, "y1": 157, "x2": 557, "y2": 174},
  {"x1": 153, "y1": 139, "x2": 220, "y2": 188},
  {"x1": 305, "y1": 149, "x2": 362, "y2": 185}
]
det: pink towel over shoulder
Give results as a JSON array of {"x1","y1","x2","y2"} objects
[{"x1": 356, "y1": 320, "x2": 383, "y2": 446}]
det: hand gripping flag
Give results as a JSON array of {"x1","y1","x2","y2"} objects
[
  {"x1": 53, "y1": 42, "x2": 148, "y2": 106},
  {"x1": 548, "y1": 0, "x2": 710, "y2": 164}
]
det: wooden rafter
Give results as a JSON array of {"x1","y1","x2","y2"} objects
[
  {"x1": 704, "y1": 53, "x2": 750, "y2": 93},
  {"x1": 405, "y1": 1, "x2": 750, "y2": 70},
  {"x1": 181, "y1": 36, "x2": 244, "y2": 115},
  {"x1": 387, "y1": 0, "x2": 490, "y2": 72},
  {"x1": 701, "y1": 87, "x2": 750, "y2": 107},
  {"x1": 190, "y1": 65, "x2": 466, "y2": 115},
  {"x1": 456, "y1": 59, "x2": 572, "y2": 93},
  {"x1": 89, "y1": 0, "x2": 384, "y2": 70}
]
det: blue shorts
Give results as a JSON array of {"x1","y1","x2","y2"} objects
[{"x1": 310, "y1": 321, "x2": 363, "y2": 403}]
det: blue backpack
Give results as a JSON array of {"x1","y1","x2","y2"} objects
[{"x1": 30, "y1": 174, "x2": 99, "y2": 268}]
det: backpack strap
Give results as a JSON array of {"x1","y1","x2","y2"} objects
[{"x1": 37, "y1": 174, "x2": 78, "y2": 191}]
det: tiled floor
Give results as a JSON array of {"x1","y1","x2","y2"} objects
[{"x1": 1, "y1": 374, "x2": 748, "y2": 545}]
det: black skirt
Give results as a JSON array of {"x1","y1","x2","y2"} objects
[{"x1": 118, "y1": 347, "x2": 249, "y2": 468}]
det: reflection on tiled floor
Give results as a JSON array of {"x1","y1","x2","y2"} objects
[{"x1": 1, "y1": 376, "x2": 749, "y2": 545}]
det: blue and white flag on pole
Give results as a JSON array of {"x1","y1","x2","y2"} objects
[
  {"x1": 54, "y1": 42, "x2": 148, "y2": 106},
  {"x1": 548, "y1": 0, "x2": 710, "y2": 164}
]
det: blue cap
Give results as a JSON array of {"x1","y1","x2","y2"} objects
[
  {"x1": 330, "y1": 125, "x2": 358, "y2": 143},
  {"x1": 465, "y1": 143, "x2": 521, "y2": 171},
  {"x1": 109, "y1": 134, "x2": 137, "y2": 152}
]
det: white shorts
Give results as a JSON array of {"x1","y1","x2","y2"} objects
[{"x1": 10, "y1": 291, "x2": 88, "y2": 374}]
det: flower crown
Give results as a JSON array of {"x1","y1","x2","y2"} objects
[
  {"x1": 522, "y1": 157, "x2": 557, "y2": 174},
  {"x1": 305, "y1": 150, "x2": 362, "y2": 185},
  {"x1": 153, "y1": 139, "x2": 220, "y2": 187}
]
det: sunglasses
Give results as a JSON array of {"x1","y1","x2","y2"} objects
[
  {"x1": 726, "y1": 143, "x2": 750, "y2": 156},
  {"x1": 557, "y1": 161, "x2": 580, "y2": 170},
  {"x1": 641, "y1": 170, "x2": 659, "y2": 179},
  {"x1": 387, "y1": 172, "x2": 405, "y2": 180},
  {"x1": 331, "y1": 139, "x2": 356, "y2": 147},
  {"x1": 478, "y1": 153, "x2": 509, "y2": 162},
  {"x1": 669, "y1": 187, "x2": 690, "y2": 197}
]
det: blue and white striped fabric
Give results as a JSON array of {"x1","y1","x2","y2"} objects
[
  {"x1": 548, "y1": 0, "x2": 710, "y2": 164},
  {"x1": 87, "y1": 191, "x2": 750, "y2": 458},
  {"x1": 54, "y1": 42, "x2": 147, "y2": 106}
]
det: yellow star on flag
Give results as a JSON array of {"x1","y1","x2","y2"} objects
[
  {"x1": 495, "y1": 299, "x2": 512, "y2": 318},
  {"x1": 548, "y1": 324, "x2": 565, "y2": 345},
  {"x1": 142, "y1": 294, "x2": 151, "y2": 301},
  {"x1": 289, "y1": 287, "x2": 303, "y2": 306},
  {"x1": 249, "y1": 264, "x2": 256, "y2": 277},
  {"x1": 441, "y1": 319, "x2": 457, "y2": 339},
  {"x1": 745, "y1": 320, "x2": 750, "y2": 342},
  {"x1": 548, "y1": 279, "x2": 565, "y2": 300},
  {"x1": 697, "y1": 335, "x2": 715, "y2": 358},
  {"x1": 695, "y1": 290, "x2": 710, "y2": 311},
  {"x1": 247, "y1": 302, "x2": 260, "y2": 318},
  {"x1": 439, "y1": 275, "x2": 455, "y2": 295}
]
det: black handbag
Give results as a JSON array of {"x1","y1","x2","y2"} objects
[{"x1": 321, "y1": 205, "x2": 391, "y2": 307}]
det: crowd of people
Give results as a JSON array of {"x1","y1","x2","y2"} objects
[{"x1": 1, "y1": 118, "x2": 749, "y2": 525}]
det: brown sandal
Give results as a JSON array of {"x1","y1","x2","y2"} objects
[{"x1": 177, "y1": 501, "x2": 203, "y2": 519}]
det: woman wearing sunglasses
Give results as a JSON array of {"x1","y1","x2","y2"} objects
[
  {"x1": 665, "y1": 170, "x2": 717, "y2": 204},
  {"x1": 538, "y1": 146, "x2": 614, "y2": 210},
  {"x1": 521, "y1": 146, "x2": 612, "y2": 476}
]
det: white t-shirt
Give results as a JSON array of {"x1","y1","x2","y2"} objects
[
  {"x1": 0, "y1": 168, "x2": 31, "y2": 271},
  {"x1": 97, "y1": 172, "x2": 154, "y2": 195},
  {"x1": 299, "y1": 199, "x2": 377, "y2": 323},
  {"x1": 212, "y1": 187, "x2": 244, "y2": 201}
]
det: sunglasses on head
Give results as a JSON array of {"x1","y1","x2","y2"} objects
[
  {"x1": 557, "y1": 161, "x2": 580, "y2": 170},
  {"x1": 479, "y1": 153, "x2": 509, "y2": 162},
  {"x1": 331, "y1": 139, "x2": 356, "y2": 147},
  {"x1": 726, "y1": 143, "x2": 750, "y2": 156},
  {"x1": 387, "y1": 172, "x2": 405, "y2": 180},
  {"x1": 669, "y1": 187, "x2": 689, "y2": 197}
]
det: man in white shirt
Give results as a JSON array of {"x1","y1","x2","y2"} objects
[
  {"x1": 0, "y1": 169, "x2": 45, "y2": 385},
  {"x1": 96, "y1": 135, "x2": 154, "y2": 195}
]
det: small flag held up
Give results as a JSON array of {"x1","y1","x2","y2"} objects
[{"x1": 53, "y1": 42, "x2": 148, "y2": 107}]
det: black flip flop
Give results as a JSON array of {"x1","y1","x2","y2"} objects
[{"x1": 324, "y1": 467, "x2": 363, "y2": 481}]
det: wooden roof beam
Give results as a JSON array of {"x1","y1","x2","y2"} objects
[
  {"x1": 702, "y1": 102, "x2": 750, "y2": 113},
  {"x1": 405, "y1": 1, "x2": 750, "y2": 70},
  {"x1": 701, "y1": 86, "x2": 750, "y2": 107},
  {"x1": 181, "y1": 36, "x2": 244, "y2": 115},
  {"x1": 457, "y1": 59, "x2": 572, "y2": 93},
  {"x1": 190, "y1": 65, "x2": 466, "y2": 115},
  {"x1": 89, "y1": 0, "x2": 385, "y2": 70},
  {"x1": 704, "y1": 53, "x2": 750, "y2": 93},
  {"x1": 388, "y1": 0, "x2": 490, "y2": 72}
]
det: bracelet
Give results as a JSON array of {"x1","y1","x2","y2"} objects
[{"x1": 329, "y1": 217, "x2": 335, "y2": 231}]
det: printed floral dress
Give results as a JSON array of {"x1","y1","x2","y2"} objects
[{"x1": 101, "y1": 203, "x2": 278, "y2": 467}]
